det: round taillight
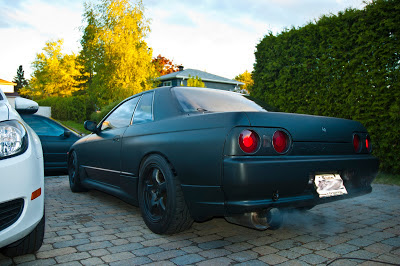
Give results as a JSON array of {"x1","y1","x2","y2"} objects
[
  {"x1": 273, "y1": 130, "x2": 289, "y2": 154},
  {"x1": 366, "y1": 135, "x2": 371, "y2": 152},
  {"x1": 239, "y1": 130, "x2": 259, "y2": 153},
  {"x1": 353, "y1": 134, "x2": 361, "y2": 153}
]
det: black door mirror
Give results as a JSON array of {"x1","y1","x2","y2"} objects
[
  {"x1": 84, "y1": 120, "x2": 98, "y2": 133},
  {"x1": 63, "y1": 130, "x2": 71, "y2": 138}
]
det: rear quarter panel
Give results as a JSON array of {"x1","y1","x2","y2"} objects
[{"x1": 120, "y1": 112, "x2": 250, "y2": 186}]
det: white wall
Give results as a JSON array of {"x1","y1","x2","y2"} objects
[
  {"x1": 0, "y1": 84, "x2": 14, "y2": 93},
  {"x1": 37, "y1": 106, "x2": 51, "y2": 117}
]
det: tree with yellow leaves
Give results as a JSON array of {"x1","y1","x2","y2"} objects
[
  {"x1": 21, "y1": 39, "x2": 85, "y2": 99},
  {"x1": 81, "y1": 0, "x2": 157, "y2": 105},
  {"x1": 186, "y1": 75, "x2": 206, "y2": 88},
  {"x1": 234, "y1": 70, "x2": 254, "y2": 94}
]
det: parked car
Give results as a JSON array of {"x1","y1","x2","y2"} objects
[
  {"x1": 0, "y1": 92, "x2": 45, "y2": 256},
  {"x1": 68, "y1": 86, "x2": 379, "y2": 234},
  {"x1": 20, "y1": 114, "x2": 81, "y2": 174}
]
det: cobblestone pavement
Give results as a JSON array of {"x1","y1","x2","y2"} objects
[{"x1": 1, "y1": 176, "x2": 399, "y2": 266}]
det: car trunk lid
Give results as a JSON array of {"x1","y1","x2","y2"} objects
[{"x1": 244, "y1": 112, "x2": 366, "y2": 143}]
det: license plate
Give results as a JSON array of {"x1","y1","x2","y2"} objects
[{"x1": 314, "y1": 174, "x2": 348, "y2": 198}]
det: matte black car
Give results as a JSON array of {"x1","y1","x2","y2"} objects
[
  {"x1": 21, "y1": 114, "x2": 81, "y2": 173},
  {"x1": 68, "y1": 86, "x2": 379, "y2": 234}
]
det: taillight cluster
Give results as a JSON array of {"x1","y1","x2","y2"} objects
[
  {"x1": 353, "y1": 133, "x2": 372, "y2": 153},
  {"x1": 239, "y1": 130, "x2": 259, "y2": 153},
  {"x1": 239, "y1": 129, "x2": 290, "y2": 154},
  {"x1": 273, "y1": 130, "x2": 290, "y2": 154}
]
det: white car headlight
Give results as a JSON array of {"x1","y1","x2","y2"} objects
[{"x1": 0, "y1": 120, "x2": 29, "y2": 159}]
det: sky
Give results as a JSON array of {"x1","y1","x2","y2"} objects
[{"x1": 0, "y1": 0, "x2": 367, "y2": 82}]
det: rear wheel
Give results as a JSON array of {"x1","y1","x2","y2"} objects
[
  {"x1": 2, "y1": 212, "x2": 45, "y2": 257},
  {"x1": 138, "y1": 155, "x2": 193, "y2": 234},
  {"x1": 68, "y1": 151, "x2": 87, "y2": 192}
]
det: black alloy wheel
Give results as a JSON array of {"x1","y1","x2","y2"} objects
[
  {"x1": 138, "y1": 155, "x2": 193, "y2": 234},
  {"x1": 143, "y1": 167, "x2": 167, "y2": 222},
  {"x1": 68, "y1": 151, "x2": 87, "y2": 192}
]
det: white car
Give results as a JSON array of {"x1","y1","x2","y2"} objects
[{"x1": 0, "y1": 89, "x2": 45, "y2": 257}]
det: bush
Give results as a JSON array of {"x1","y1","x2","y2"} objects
[
  {"x1": 37, "y1": 95, "x2": 94, "y2": 122},
  {"x1": 90, "y1": 100, "x2": 120, "y2": 123},
  {"x1": 253, "y1": 0, "x2": 400, "y2": 174}
]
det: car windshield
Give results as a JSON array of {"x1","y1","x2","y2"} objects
[{"x1": 173, "y1": 87, "x2": 269, "y2": 113}]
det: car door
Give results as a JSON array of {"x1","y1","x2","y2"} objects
[
  {"x1": 82, "y1": 96, "x2": 140, "y2": 187},
  {"x1": 21, "y1": 115, "x2": 79, "y2": 171},
  {"x1": 120, "y1": 92, "x2": 155, "y2": 194}
]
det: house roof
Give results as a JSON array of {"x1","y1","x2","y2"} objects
[
  {"x1": 0, "y1": 78, "x2": 16, "y2": 86},
  {"x1": 157, "y1": 69, "x2": 244, "y2": 86}
]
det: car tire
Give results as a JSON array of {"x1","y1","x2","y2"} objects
[
  {"x1": 138, "y1": 154, "x2": 193, "y2": 234},
  {"x1": 2, "y1": 212, "x2": 45, "y2": 257},
  {"x1": 68, "y1": 151, "x2": 87, "y2": 192}
]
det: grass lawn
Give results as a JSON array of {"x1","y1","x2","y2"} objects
[
  {"x1": 373, "y1": 172, "x2": 400, "y2": 186},
  {"x1": 60, "y1": 120, "x2": 91, "y2": 135}
]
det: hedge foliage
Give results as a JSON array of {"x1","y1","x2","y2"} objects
[
  {"x1": 252, "y1": 0, "x2": 400, "y2": 174},
  {"x1": 90, "y1": 100, "x2": 120, "y2": 123},
  {"x1": 37, "y1": 95, "x2": 95, "y2": 122}
]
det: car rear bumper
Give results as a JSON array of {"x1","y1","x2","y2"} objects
[
  {"x1": 0, "y1": 140, "x2": 44, "y2": 249},
  {"x1": 182, "y1": 154, "x2": 378, "y2": 218}
]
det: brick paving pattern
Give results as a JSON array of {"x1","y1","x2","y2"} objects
[{"x1": 1, "y1": 176, "x2": 399, "y2": 265}]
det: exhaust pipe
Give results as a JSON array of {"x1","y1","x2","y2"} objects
[{"x1": 225, "y1": 208, "x2": 283, "y2": 230}]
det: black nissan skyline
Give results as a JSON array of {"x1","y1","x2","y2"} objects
[{"x1": 68, "y1": 86, "x2": 379, "y2": 234}]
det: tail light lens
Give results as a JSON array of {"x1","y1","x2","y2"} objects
[
  {"x1": 366, "y1": 135, "x2": 371, "y2": 152},
  {"x1": 273, "y1": 130, "x2": 289, "y2": 154},
  {"x1": 239, "y1": 130, "x2": 259, "y2": 153},
  {"x1": 353, "y1": 134, "x2": 361, "y2": 153}
]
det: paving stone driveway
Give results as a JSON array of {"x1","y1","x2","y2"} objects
[{"x1": 1, "y1": 176, "x2": 399, "y2": 266}]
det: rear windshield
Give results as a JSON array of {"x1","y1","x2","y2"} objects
[{"x1": 173, "y1": 87, "x2": 268, "y2": 113}]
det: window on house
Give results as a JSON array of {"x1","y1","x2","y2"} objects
[{"x1": 163, "y1": 81, "x2": 172, "y2": 86}]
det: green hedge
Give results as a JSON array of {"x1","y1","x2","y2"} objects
[
  {"x1": 90, "y1": 100, "x2": 120, "y2": 123},
  {"x1": 252, "y1": 0, "x2": 400, "y2": 174},
  {"x1": 37, "y1": 95, "x2": 94, "y2": 122}
]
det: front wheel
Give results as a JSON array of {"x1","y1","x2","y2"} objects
[
  {"x1": 68, "y1": 151, "x2": 87, "y2": 192},
  {"x1": 138, "y1": 155, "x2": 193, "y2": 234}
]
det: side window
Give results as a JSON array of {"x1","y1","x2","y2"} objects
[
  {"x1": 103, "y1": 97, "x2": 140, "y2": 130},
  {"x1": 22, "y1": 115, "x2": 65, "y2": 136},
  {"x1": 133, "y1": 92, "x2": 154, "y2": 124}
]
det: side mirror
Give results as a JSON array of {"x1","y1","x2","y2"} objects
[
  {"x1": 15, "y1": 97, "x2": 39, "y2": 114},
  {"x1": 63, "y1": 130, "x2": 71, "y2": 138},
  {"x1": 84, "y1": 120, "x2": 98, "y2": 133}
]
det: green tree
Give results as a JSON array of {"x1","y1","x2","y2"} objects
[
  {"x1": 78, "y1": 2, "x2": 100, "y2": 88},
  {"x1": 81, "y1": 0, "x2": 157, "y2": 105},
  {"x1": 13, "y1": 65, "x2": 29, "y2": 93},
  {"x1": 20, "y1": 39, "x2": 84, "y2": 99},
  {"x1": 186, "y1": 75, "x2": 206, "y2": 87},
  {"x1": 252, "y1": 0, "x2": 400, "y2": 174},
  {"x1": 235, "y1": 70, "x2": 253, "y2": 93}
]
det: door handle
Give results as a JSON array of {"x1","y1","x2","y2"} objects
[{"x1": 113, "y1": 136, "x2": 121, "y2": 142}]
